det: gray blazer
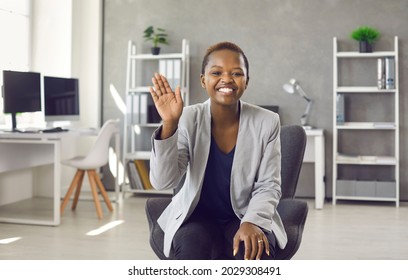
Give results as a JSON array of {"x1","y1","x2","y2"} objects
[{"x1": 149, "y1": 99, "x2": 287, "y2": 257}]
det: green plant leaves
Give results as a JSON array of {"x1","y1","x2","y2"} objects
[
  {"x1": 143, "y1": 26, "x2": 169, "y2": 47},
  {"x1": 350, "y1": 26, "x2": 380, "y2": 44}
]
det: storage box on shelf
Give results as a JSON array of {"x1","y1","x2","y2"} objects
[
  {"x1": 122, "y1": 39, "x2": 190, "y2": 195},
  {"x1": 332, "y1": 36, "x2": 399, "y2": 207}
]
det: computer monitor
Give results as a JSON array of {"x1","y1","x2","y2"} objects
[
  {"x1": 2, "y1": 70, "x2": 42, "y2": 131},
  {"x1": 259, "y1": 105, "x2": 279, "y2": 114},
  {"x1": 44, "y1": 76, "x2": 80, "y2": 122}
]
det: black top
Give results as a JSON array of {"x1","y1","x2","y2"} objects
[{"x1": 194, "y1": 135, "x2": 236, "y2": 224}]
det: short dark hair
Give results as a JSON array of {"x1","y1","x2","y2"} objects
[{"x1": 201, "y1": 42, "x2": 249, "y2": 78}]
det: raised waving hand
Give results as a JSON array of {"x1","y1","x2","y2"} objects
[{"x1": 148, "y1": 73, "x2": 183, "y2": 139}]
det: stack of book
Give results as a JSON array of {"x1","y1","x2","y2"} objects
[
  {"x1": 127, "y1": 160, "x2": 153, "y2": 190},
  {"x1": 336, "y1": 93, "x2": 345, "y2": 124},
  {"x1": 377, "y1": 57, "x2": 395, "y2": 89},
  {"x1": 159, "y1": 59, "x2": 181, "y2": 90}
]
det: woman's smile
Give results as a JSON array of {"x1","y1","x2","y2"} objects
[{"x1": 217, "y1": 87, "x2": 235, "y2": 95}]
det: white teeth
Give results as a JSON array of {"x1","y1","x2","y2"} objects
[{"x1": 219, "y1": 88, "x2": 233, "y2": 93}]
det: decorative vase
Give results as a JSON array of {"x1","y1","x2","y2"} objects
[
  {"x1": 151, "y1": 47, "x2": 161, "y2": 55},
  {"x1": 359, "y1": 41, "x2": 372, "y2": 53}
]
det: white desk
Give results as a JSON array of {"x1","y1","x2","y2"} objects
[
  {"x1": 303, "y1": 129, "x2": 325, "y2": 209},
  {"x1": 0, "y1": 129, "x2": 120, "y2": 226}
]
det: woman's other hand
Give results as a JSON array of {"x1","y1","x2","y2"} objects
[{"x1": 233, "y1": 222, "x2": 270, "y2": 260}]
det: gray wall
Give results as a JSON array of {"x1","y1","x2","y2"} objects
[{"x1": 102, "y1": 0, "x2": 408, "y2": 200}]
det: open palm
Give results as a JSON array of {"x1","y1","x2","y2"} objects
[{"x1": 149, "y1": 73, "x2": 183, "y2": 123}]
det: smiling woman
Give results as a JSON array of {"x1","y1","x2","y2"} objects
[{"x1": 147, "y1": 42, "x2": 285, "y2": 260}]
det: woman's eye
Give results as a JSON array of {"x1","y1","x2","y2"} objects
[
  {"x1": 232, "y1": 72, "x2": 244, "y2": 77},
  {"x1": 211, "y1": 71, "x2": 221, "y2": 76}
]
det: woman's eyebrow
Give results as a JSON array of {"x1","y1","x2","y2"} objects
[{"x1": 210, "y1": 65, "x2": 243, "y2": 70}]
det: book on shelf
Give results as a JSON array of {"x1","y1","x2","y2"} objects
[
  {"x1": 127, "y1": 160, "x2": 143, "y2": 189},
  {"x1": 377, "y1": 58, "x2": 385, "y2": 89},
  {"x1": 372, "y1": 122, "x2": 396, "y2": 128},
  {"x1": 126, "y1": 93, "x2": 148, "y2": 124},
  {"x1": 376, "y1": 156, "x2": 396, "y2": 164},
  {"x1": 385, "y1": 57, "x2": 395, "y2": 90},
  {"x1": 147, "y1": 96, "x2": 161, "y2": 123},
  {"x1": 337, "y1": 154, "x2": 396, "y2": 164},
  {"x1": 377, "y1": 57, "x2": 395, "y2": 90},
  {"x1": 134, "y1": 160, "x2": 153, "y2": 190},
  {"x1": 336, "y1": 153, "x2": 360, "y2": 162},
  {"x1": 159, "y1": 59, "x2": 181, "y2": 90},
  {"x1": 337, "y1": 154, "x2": 376, "y2": 162},
  {"x1": 336, "y1": 93, "x2": 345, "y2": 124},
  {"x1": 359, "y1": 156, "x2": 377, "y2": 162},
  {"x1": 127, "y1": 160, "x2": 154, "y2": 190}
]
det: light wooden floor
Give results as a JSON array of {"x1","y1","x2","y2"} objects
[{"x1": 0, "y1": 195, "x2": 407, "y2": 260}]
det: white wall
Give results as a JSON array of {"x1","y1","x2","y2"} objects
[
  {"x1": 32, "y1": 0, "x2": 102, "y2": 128},
  {"x1": 31, "y1": 0, "x2": 72, "y2": 76},
  {"x1": 0, "y1": 0, "x2": 102, "y2": 205},
  {"x1": 71, "y1": 0, "x2": 102, "y2": 129}
]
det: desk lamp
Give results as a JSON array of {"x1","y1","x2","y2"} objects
[{"x1": 283, "y1": 78, "x2": 313, "y2": 129}]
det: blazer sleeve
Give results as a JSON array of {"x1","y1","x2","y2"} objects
[
  {"x1": 240, "y1": 117, "x2": 281, "y2": 231},
  {"x1": 149, "y1": 126, "x2": 189, "y2": 190}
]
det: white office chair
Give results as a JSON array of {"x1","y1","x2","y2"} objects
[{"x1": 60, "y1": 119, "x2": 119, "y2": 219}]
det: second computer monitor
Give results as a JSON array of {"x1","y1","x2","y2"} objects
[
  {"x1": 44, "y1": 76, "x2": 80, "y2": 122},
  {"x1": 2, "y1": 70, "x2": 42, "y2": 130}
]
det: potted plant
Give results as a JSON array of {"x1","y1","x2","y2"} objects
[
  {"x1": 350, "y1": 26, "x2": 380, "y2": 53},
  {"x1": 143, "y1": 26, "x2": 169, "y2": 55}
]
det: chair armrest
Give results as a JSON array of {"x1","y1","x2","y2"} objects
[
  {"x1": 277, "y1": 198, "x2": 309, "y2": 227},
  {"x1": 276, "y1": 198, "x2": 309, "y2": 260},
  {"x1": 145, "y1": 197, "x2": 173, "y2": 260}
]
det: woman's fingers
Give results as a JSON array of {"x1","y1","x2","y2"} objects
[
  {"x1": 263, "y1": 235, "x2": 270, "y2": 257},
  {"x1": 160, "y1": 74, "x2": 175, "y2": 94},
  {"x1": 244, "y1": 237, "x2": 252, "y2": 260},
  {"x1": 234, "y1": 222, "x2": 271, "y2": 260},
  {"x1": 256, "y1": 238, "x2": 264, "y2": 260},
  {"x1": 154, "y1": 73, "x2": 169, "y2": 94},
  {"x1": 255, "y1": 235, "x2": 269, "y2": 260},
  {"x1": 174, "y1": 85, "x2": 182, "y2": 103},
  {"x1": 152, "y1": 73, "x2": 178, "y2": 98},
  {"x1": 246, "y1": 236, "x2": 265, "y2": 260},
  {"x1": 148, "y1": 86, "x2": 158, "y2": 102},
  {"x1": 250, "y1": 237, "x2": 258, "y2": 260},
  {"x1": 151, "y1": 77, "x2": 162, "y2": 97}
]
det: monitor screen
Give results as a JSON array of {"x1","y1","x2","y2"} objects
[
  {"x1": 44, "y1": 76, "x2": 79, "y2": 121},
  {"x1": 2, "y1": 70, "x2": 41, "y2": 114},
  {"x1": 259, "y1": 105, "x2": 279, "y2": 114},
  {"x1": 2, "y1": 70, "x2": 41, "y2": 131}
]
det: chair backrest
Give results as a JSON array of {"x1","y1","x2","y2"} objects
[
  {"x1": 145, "y1": 124, "x2": 308, "y2": 260},
  {"x1": 82, "y1": 119, "x2": 119, "y2": 168},
  {"x1": 280, "y1": 125, "x2": 307, "y2": 199}
]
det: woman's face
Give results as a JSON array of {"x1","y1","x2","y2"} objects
[{"x1": 200, "y1": 49, "x2": 249, "y2": 107}]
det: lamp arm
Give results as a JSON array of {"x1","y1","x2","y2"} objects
[
  {"x1": 300, "y1": 100, "x2": 313, "y2": 126},
  {"x1": 296, "y1": 85, "x2": 312, "y2": 102}
]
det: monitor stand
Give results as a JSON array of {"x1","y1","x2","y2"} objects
[
  {"x1": 11, "y1": 112, "x2": 18, "y2": 132},
  {"x1": 8, "y1": 113, "x2": 27, "y2": 133}
]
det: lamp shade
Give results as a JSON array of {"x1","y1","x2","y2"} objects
[
  {"x1": 282, "y1": 78, "x2": 313, "y2": 128},
  {"x1": 283, "y1": 78, "x2": 298, "y2": 94}
]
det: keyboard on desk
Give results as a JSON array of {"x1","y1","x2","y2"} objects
[{"x1": 41, "y1": 127, "x2": 69, "y2": 133}]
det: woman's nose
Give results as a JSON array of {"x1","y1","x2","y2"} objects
[{"x1": 221, "y1": 73, "x2": 233, "y2": 83}]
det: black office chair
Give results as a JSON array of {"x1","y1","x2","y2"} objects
[{"x1": 145, "y1": 125, "x2": 308, "y2": 260}]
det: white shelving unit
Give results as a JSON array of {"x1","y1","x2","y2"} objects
[
  {"x1": 122, "y1": 39, "x2": 190, "y2": 195},
  {"x1": 332, "y1": 36, "x2": 399, "y2": 207}
]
